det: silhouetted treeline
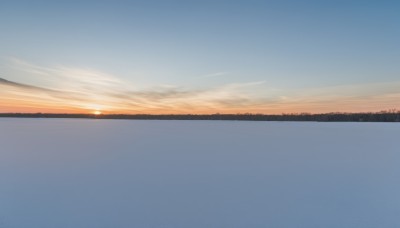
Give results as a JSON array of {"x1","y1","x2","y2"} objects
[{"x1": 1, "y1": 111, "x2": 400, "y2": 122}]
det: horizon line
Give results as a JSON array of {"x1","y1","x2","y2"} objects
[{"x1": 1, "y1": 109, "x2": 399, "y2": 116}]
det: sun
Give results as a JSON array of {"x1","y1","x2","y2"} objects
[{"x1": 93, "y1": 110, "x2": 102, "y2": 115}]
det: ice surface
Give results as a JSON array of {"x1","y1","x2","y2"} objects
[{"x1": 0, "y1": 118, "x2": 399, "y2": 228}]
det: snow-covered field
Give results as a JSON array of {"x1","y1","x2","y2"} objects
[{"x1": 0, "y1": 118, "x2": 399, "y2": 228}]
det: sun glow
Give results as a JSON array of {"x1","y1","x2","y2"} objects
[{"x1": 93, "y1": 110, "x2": 102, "y2": 115}]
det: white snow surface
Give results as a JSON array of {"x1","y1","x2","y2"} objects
[{"x1": 0, "y1": 118, "x2": 399, "y2": 228}]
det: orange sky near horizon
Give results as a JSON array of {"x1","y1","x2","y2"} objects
[
  {"x1": 2, "y1": 82, "x2": 399, "y2": 115},
  {"x1": 1, "y1": 60, "x2": 399, "y2": 115}
]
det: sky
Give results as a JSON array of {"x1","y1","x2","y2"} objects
[{"x1": 0, "y1": 0, "x2": 399, "y2": 114}]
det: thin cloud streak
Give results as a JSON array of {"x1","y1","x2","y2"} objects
[
  {"x1": 0, "y1": 60, "x2": 268, "y2": 113},
  {"x1": 199, "y1": 72, "x2": 229, "y2": 78},
  {"x1": 1, "y1": 59, "x2": 400, "y2": 114}
]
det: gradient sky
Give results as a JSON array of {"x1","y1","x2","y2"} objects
[{"x1": 0, "y1": 0, "x2": 399, "y2": 114}]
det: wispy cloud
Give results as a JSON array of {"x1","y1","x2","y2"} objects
[
  {"x1": 0, "y1": 59, "x2": 267, "y2": 113},
  {"x1": 1, "y1": 58, "x2": 400, "y2": 114},
  {"x1": 199, "y1": 72, "x2": 229, "y2": 78}
]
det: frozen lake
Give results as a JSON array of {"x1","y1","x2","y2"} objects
[{"x1": 0, "y1": 119, "x2": 399, "y2": 228}]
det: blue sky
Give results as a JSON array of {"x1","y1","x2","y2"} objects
[{"x1": 0, "y1": 0, "x2": 399, "y2": 113}]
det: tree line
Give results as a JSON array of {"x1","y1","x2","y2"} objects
[{"x1": 1, "y1": 110, "x2": 400, "y2": 122}]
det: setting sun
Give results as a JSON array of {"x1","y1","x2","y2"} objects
[{"x1": 93, "y1": 110, "x2": 102, "y2": 115}]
